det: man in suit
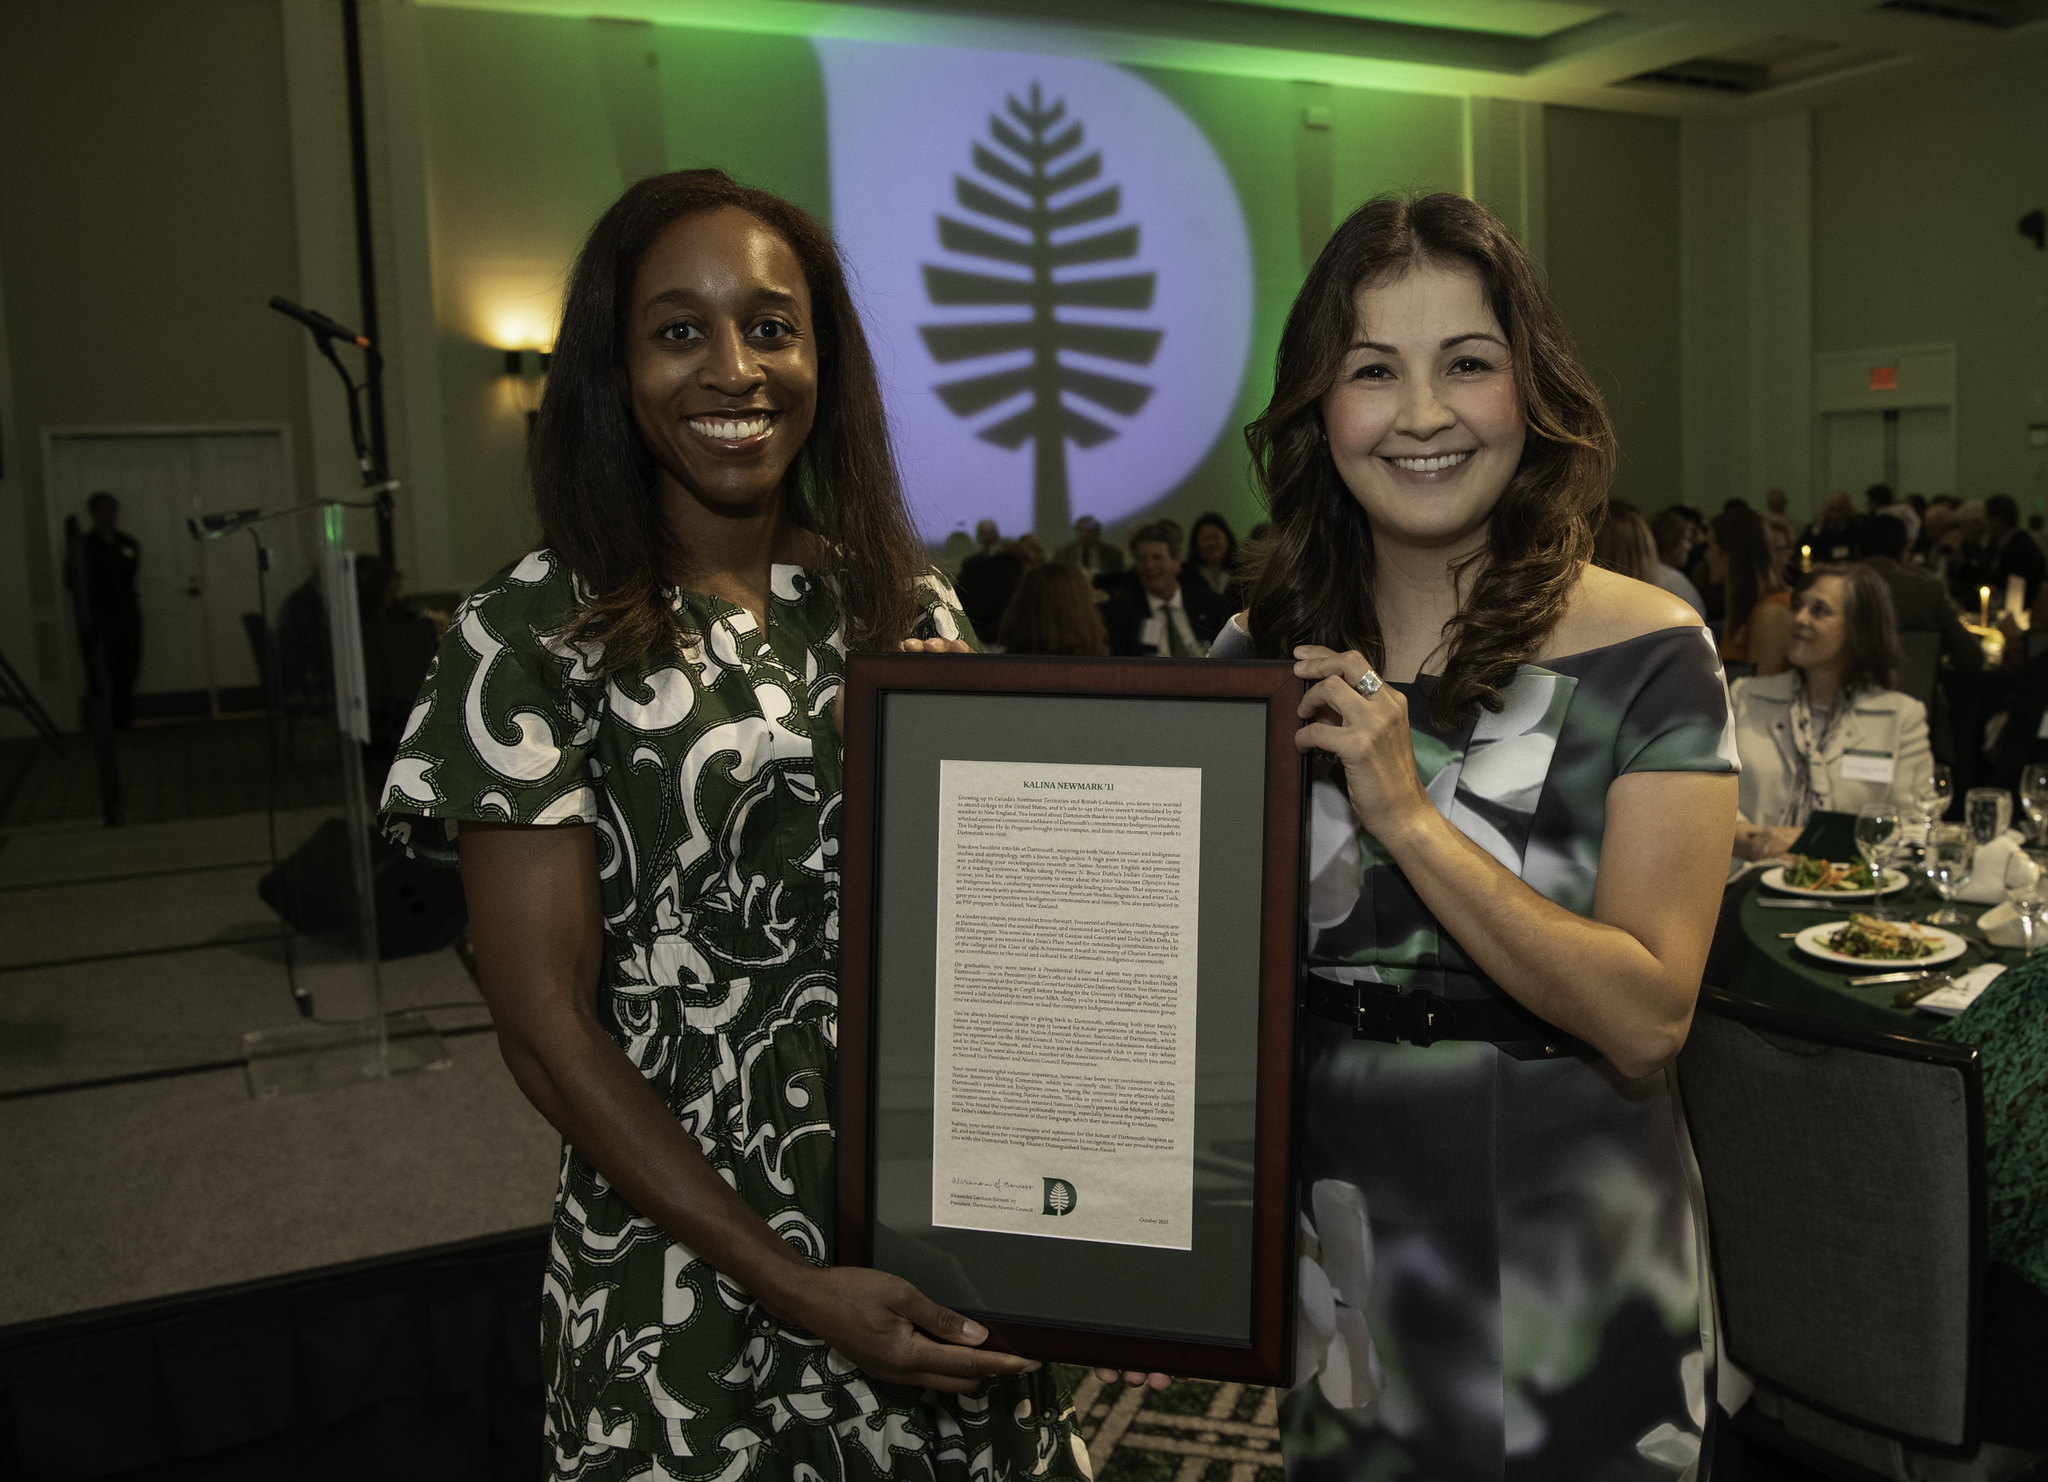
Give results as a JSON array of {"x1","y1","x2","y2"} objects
[
  {"x1": 1055, "y1": 514, "x2": 1124, "y2": 591},
  {"x1": 1102, "y1": 523, "x2": 1231, "y2": 657},
  {"x1": 1861, "y1": 515, "x2": 1982, "y2": 675},
  {"x1": 1985, "y1": 494, "x2": 2046, "y2": 614}
]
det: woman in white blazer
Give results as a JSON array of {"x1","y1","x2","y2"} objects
[{"x1": 1732, "y1": 562, "x2": 1933, "y2": 860}]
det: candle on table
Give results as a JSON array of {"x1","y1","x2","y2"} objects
[{"x1": 1981, "y1": 586, "x2": 1992, "y2": 627}]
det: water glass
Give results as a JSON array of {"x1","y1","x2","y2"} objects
[
  {"x1": 1916, "y1": 763, "x2": 1954, "y2": 825},
  {"x1": 1966, "y1": 787, "x2": 2013, "y2": 848},
  {"x1": 1854, "y1": 806, "x2": 1901, "y2": 917},
  {"x1": 2005, "y1": 849, "x2": 2048, "y2": 955},
  {"x1": 1925, "y1": 824, "x2": 1974, "y2": 927},
  {"x1": 2022, "y1": 765, "x2": 2048, "y2": 843}
]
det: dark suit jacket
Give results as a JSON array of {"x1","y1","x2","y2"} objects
[
  {"x1": 1102, "y1": 579, "x2": 1232, "y2": 656},
  {"x1": 1055, "y1": 539, "x2": 1124, "y2": 578},
  {"x1": 1866, "y1": 556, "x2": 1982, "y2": 673}
]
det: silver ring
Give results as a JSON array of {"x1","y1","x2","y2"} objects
[{"x1": 1353, "y1": 669, "x2": 1382, "y2": 698}]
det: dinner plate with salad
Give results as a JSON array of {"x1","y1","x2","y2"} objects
[
  {"x1": 1761, "y1": 855, "x2": 1911, "y2": 898},
  {"x1": 1793, "y1": 914, "x2": 1968, "y2": 968}
]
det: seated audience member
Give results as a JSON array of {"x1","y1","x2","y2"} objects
[
  {"x1": 1056, "y1": 514, "x2": 1124, "y2": 588},
  {"x1": 1599, "y1": 501, "x2": 1703, "y2": 615},
  {"x1": 937, "y1": 530, "x2": 974, "y2": 579},
  {"x1": 954, "y1": 533, "x2": 1025, "y2": 646},
  {"x1": 1731, "y1": 564, "x2": 1932, "y2": 861},
  {"x1": 1986, "y1": 494, "x2": 2047, "y2": 612},
  {"x1": 1709, "y1": 505, "x2": 1792, "y2": 675},
  {"x1": 1799, "y1": 489, "x2": 1860, "y2": 563},
  {"x1": 1102, "y1": 522, "x2": 1230, "y2": 656},
  {"x1": 1860, "y1": 514, "x2": 1982, "y2": 675},
  {"x1": 1761, "y1": 487, "x2": 1798, "y2": 582},
  {"x1": 1185, "y1": 511, "x2": 1242, "y2": 609},
  {"x1": 996, "y1": 561, "x2": 1110, "y2": 657},
  {"x1": 1012, "y1": 533, "x2": 1047, "y2": 568},
  {"x1": 1947, "y1": 498, "x2": 1992, "y2": 605}
]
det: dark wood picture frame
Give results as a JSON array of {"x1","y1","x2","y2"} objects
[{"x1": 836, "y1": 652, "x2": 1305, "y2": 1383}]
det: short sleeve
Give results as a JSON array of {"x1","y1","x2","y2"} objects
[
  {"x1": 912, "y1": 568, "x2": 981, "y2": 650},
  {"x1": 378, "y1": 550, "x2": 607, "y2": 845},
  {"x1": 1613, "y1": 624, "x2": 1741, "y2": 777}
]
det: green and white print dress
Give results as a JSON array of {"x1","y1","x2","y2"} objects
[{"x1": 381, "y1": 550, "x2": 1086, "y2": 1482}]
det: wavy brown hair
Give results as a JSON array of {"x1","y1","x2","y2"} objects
[
  {"x1": 997, "y1": 562, "x2": 1110, "y2": 657},
  {"x1": 531, "y1": 169, "x2": 924, "y2": 673},
  {"x1": 1799, "y1": 563, "x2": 1900, "y2": 694},
  {"x1": 1242, "y1": 192, "x2": 1615, "y2": 728}
]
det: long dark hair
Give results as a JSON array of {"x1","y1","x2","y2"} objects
[
  {"x1": 1710, "y1": 505, "x2": 1779, "y2": 645},
  {"x1": 997, "y1": 562, "x2": 1110, "y2": 657},
  {"x1": 1242, "y1": 192, "x2": 1614, "y2": 728},
  {"x1": 531, "y1": 169, "x2": 924, "y2": 672},
  {"x1": 1799, "y1": 563, "x2": 1901, "y2": 694}
]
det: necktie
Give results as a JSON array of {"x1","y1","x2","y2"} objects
[{"x1": 1162, "y1": 602, "x2": 1188, "y2": 658}]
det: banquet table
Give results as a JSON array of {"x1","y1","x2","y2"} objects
[{"x1": 1719, "y1": 874, "x2": 2013, "y2": 1035}]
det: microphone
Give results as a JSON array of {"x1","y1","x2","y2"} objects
[{"x1": 269, "y1": 295, "x2": 371, "y2": 348}]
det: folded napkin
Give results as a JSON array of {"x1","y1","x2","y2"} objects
[
  {"x1": 1918, "y1": 961, "x2": 2005, "y2": 1017},
  {"x1": 1955, "y1": 829, "x2": 2029, "y2": 904}
]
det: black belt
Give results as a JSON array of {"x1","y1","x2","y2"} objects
[{"x1": 1300, "y1": 975, "x2": 1591, "y2": 1061}]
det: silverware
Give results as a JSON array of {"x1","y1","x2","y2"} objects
[
  {"x1": 1849, "y1": 969, "x2": 1941, "y2": 987},
  {"x1": 1777, "y1": 931, "x2": 1803, "y2": 939},
  {"x1": 1757, "y1": 898, "x2": 1844, "y2": 911},
  {"x1": 1893, "y1": 976, "x2": 1952, "y2": 1008}
]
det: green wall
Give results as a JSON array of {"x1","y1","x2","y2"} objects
[
  {"x1": 1543, "y1": 104, "x2": 1683, "y2": 514},
  {"x1": 0, "y1": 0, "x2": 314, "y2": 674},
  {"x1": 1811, "y1": 51, "x2": 2048, "y2": 508}
]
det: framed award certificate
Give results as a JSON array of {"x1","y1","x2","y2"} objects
[{"x1": 835, "y1": 652, "x2": 1304, "y2": 1384}]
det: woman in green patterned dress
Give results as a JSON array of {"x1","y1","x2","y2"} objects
[{"x1": 382, "y1": 171, "x2": 1088, "y2": 1481}]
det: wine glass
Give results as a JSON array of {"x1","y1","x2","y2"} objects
[
  {"x1": 1915, "y1": 763, "x2": 1954, "y2": 827},
  {"x1": 2021, "y1": 765, "x2": 2048, "y2": 843},
  {"x1": 1924, "y1": 823, "x2": 1975, "y2": 927},
  {"x1": 1855, "y1": 806, "x2": 1902, "y2": 919},
  {"x1": 2004, "y1": 849, "x2": 2048, "y2": 955}
]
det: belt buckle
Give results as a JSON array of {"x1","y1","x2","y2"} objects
[{"x1": 1354, "y1": 987, "x2": 1447, "y2": 1047}]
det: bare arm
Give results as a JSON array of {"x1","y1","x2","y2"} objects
[
  {"x1": 1293, "y1": 649, "x2": 1734, "y2": 1079},
  {"x1": 1748, "y1": 599, "x2": 1793, "y2": 677},
  {"x1": 458, "y1": 819, "x2": 1036, "y2": 1392}
]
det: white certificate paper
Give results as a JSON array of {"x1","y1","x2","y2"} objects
[{"x1": 931, "y1": 760, "x2": 1201, "y2": 1249}]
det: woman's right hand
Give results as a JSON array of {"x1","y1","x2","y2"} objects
[{"x1": 771, "y1": 1266, "x2": 1040, "y2": 1393}]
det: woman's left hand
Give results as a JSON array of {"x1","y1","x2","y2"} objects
[
  {"x1": 1292, "y1": 645, "x2": 1432, "y2": 838},
  {"x1": 901, "y1": 637, "x2": 973, "y2": 654},
  {"x1": 1093, "y1": 1368, "x2": 1174, "y2": 1390}
]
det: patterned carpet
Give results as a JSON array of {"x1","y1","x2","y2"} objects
[{"x1": 1064, "y1": 1370, "x2": 1285, "y2": 1481}]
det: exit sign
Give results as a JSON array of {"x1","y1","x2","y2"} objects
[{"x1": 1870, "y1": 365, "x2": 1899, "y2": 391}]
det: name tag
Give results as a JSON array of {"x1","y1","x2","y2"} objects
[{"x1": 1841, "y1": 749, "x2": 1896, "y2": 784}]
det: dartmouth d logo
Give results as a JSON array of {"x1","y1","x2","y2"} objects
[
  {"x1": 1043, "y1": 1178, "x2": 1079, "y2": 1217},
  {"x1": 920, "y1": 84, "x2": 1160, "y2": 538},
  {"x1": 815, "y1": 40, "x2": 1253, "y2": 543}
]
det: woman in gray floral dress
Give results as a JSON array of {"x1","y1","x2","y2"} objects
[
  {"x1": 1216, "y1": 194, "x2": 1737, "y2": 1479},
  {"x1": 382, "y1": 171, "x2": 1086, "y2": 1481}
]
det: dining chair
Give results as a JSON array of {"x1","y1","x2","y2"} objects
[{"x1": 1676, "y1": 988, "x2": 2046, "y2": 1481}]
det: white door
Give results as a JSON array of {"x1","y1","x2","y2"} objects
[
  {"x1": 1822, "y1": 411, "x2": 1886, "y2": 498},
  {"x1": 44, "y1": 428, "x2": 292, "y2": 721},
  {"x1": 1821, "y1": 406, "x2": 1955, "y2": 501},
  {"x1": 1896, "y1": 406, "x2": 1955, "y2": 498}
]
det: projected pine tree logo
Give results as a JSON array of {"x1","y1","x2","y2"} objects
[{"x1": 920, "y1": 84, "x2": 1162, "y2": 536}]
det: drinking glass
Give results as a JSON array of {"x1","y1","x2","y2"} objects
[
  {"x1": 1966, "y1": 787, "x2": 2013, "y2": 848},
  {"x1": 1915, "y1": 763, "x2": 1954, "y2": 826},
  {"x1": 2005, "y1": 849, "x2": 2048, "y2": 955},
  {"x1": 1924, "y1": 823, "x2": 1975, "y2": 927},
  {"x1": 2021, "y1": 765, "x2": 2048, "y2": 843},
  {"x1": 1854, "y1": 806, "x2": 1901, "y2": 918}
]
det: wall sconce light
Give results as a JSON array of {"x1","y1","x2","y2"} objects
[{"x1": 497, "y1": 346, "x2": 550, "y2": 425}]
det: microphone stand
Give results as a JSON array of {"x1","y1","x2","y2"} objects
[{"x1": 272, "y1": 296, "x2": 398, "y2": 564}]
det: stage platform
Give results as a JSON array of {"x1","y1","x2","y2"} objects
[{"x1": 0, "y1": 807, "x2": 559, "y2": 1477}]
